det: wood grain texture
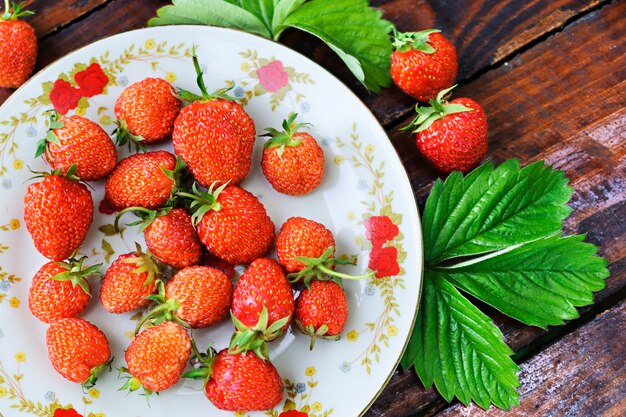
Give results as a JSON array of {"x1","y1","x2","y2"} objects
[
  {"x1": 436, "y1": 301, "x2": 626, "y2": 416},
  {"x1": 366, "y1": 1, "x2": 625, "y2": 415}
]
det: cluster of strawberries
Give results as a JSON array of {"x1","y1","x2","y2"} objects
[
  {"x1": 390, "y1": 28, "x2": 488, "y2": 173},
  {"x1": 22, "y1": 54, "x2": 370, "y2": 411}
]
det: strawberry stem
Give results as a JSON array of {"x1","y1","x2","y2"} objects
[
  {"x1": 114, "y1": 118, "x2": 146, "y2": 152},
  {"x1": 262, "y1": 113, "x2": 311, "y2": 157},
  {"x1": 288, "y1": 246, "x2": 371, "y2": 288},
  {"x1": 2, "y1": 1, "x2": 34, "y2": 20},
  {"x1": 402, "y1": 85, "x2": 475, "y2": 133},
  {"x1": 392, "y1": 28, "x2": 441, "y2": 53}
]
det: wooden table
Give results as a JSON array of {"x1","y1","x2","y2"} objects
[{"x1": 2, "y1": 1, "x2": 624, "y2": 415}]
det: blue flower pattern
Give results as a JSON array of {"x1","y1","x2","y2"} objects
[{"x1": 295, "y1": 383, "x2": 306, "y2": 393}]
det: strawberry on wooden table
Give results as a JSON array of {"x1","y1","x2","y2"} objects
[
  {"x1": 100, "y1": 246, "x2": 159, "y2": 314},
  {"x1": 35, "y1": 111, "x2": 117, "y2": 181},
  {"x1": 46, "y1": 317, "x2": 112, "y2": 387},
  {"x1": 23, "y1": 165, "x2": 94, "y2": 261},
  {"x1": 294, "y1": 280, "x2": 349, "y2": 350},
  {"x1": 391, "y1": 28, "x2": 458, "y2": 102},
  {"x1": 179, "y1": 183, "x2": 275, "y2": 265},
  {"x1": 115, "y1": 206, "x2": 202, "y2": 269},
  {"x1": 0, "y1": 1, "x2": 36, "y2": 88},
  {"x1": 261, "y1": 113, "x2": 325, "y2": 195},
  {"x1": 184, "y1": 345, "x2": 284, "y2": 412},
  {"x1": 120, "y1": 320, "x2": 191, "y2": 395},
  {"x1": 103, "y1": 150, "x2": 183, "y2": 211},
  {"x1": 29, "y1": 256, "x2": 101, "y2": 323},
  {"x1": 403, "y1": 85, "x2": 488, "y2": 173},
  {"x1": 172, "y1": 54, "x2": 256, "y2": 187},
  {"x1": 114, "y1": 77, "x2": 182, "y2": 148}
]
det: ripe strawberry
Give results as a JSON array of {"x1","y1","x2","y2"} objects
[
  {"x1": 114, "y1": 77, "x2": 181, "y2": 146},
  {"x1": 121, "y1": 321, "x2": 191, "y2": 394},
  {"x1": 276, "y1": 217, "x2": 334, "y2": 273},
  {"x1": 29, "y1": 257, "x2": 100, "y2": 323},
  {"x1": 180, "y1": 183, "x2": 275, "y2": 264},
  {"x1": 0, "y1": 2, "x2": 36, "y2": 88},
  {"x1": 185, "y1": 347, "x2": 283, "y2": 412},
  {"x1": 23, "y1": 166, "x2": 93, "y2": 261},
  {"x1": 116, "y1": 206, "x2": 202, "y2": 269},
  {"x1": 231, "y1": 258, "x2": 294, "y2": 344},
  {"x1": 403, "y1": 86, "x2": 488, "y2": 172},
  {"x1": 391, "y1": 29, "x2": 458, "y2": 102},
  {"x1": 35, "y1": 111, "x2": 117, "y2": 181},
  {"x1": 46, "y1": 317, "x2": 112, "y2": 387},
  {"x1": 104, "y1": 151, "x2": 183, "y2": 211},
  {"x1": 100, "y1": 247, "x2": 159, "y2": 314},
  {"x1": 261, "y1": 113, "x2": 324, "y2": 195},
  {"x1": 295, "y1": 280, "x2": 348, "y2": 349},
  {"x1": 164, "y1": 265, "x2": 233, "y2": 328},
  {"x1": 172, "y1": 55, "x2": 255, "y2": 187}
]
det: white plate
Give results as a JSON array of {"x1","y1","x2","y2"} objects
[{"x1": 0, "y1": 26, "x2": 422, "y2": 417}]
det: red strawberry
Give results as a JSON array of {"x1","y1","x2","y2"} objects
[
  {"x1": 100, "y1": 248, "x2": 159, "y2": 314},
  {"x1": 391, "y1": 29, "x2": 458, "y2": 102},
  {"x1": 104, "y1": 151, "x2": 183, "y2": 211},
  {"x1": 46, "y1": 317, "x2": 112, "y2": 387},
  {"x1": 29, "y1": 257, "x2": 100, "y2": 323},
  {"x1": 23, "y1": 166, "x2": 93, "y2": 261},
  {"x1": 180, "y1": 183, "x2": 275, "y2": 264},
  {"x1": 276, "y1": 217, "x2": 335, "y2": 273},
  {"x1": 116, "y1": 206, "x2": 202, "y2": 269},
  {"x1": 231, "y1": 258, "x2": 294, "y2": 344},
  {"x1": 403, "y1": 86, "x2": 488, "y2": 172},
  {"x1": 261, "y1": 113, "x2": 324, "y2": 195},
  {"x1": 114, "y1": 77, "x2": 182, "y2": 146},
  {"x1": 200, "y1": 252, "x2": 237, "y2": 280},
  {"x1": 295, "y1": 280, "x2": 348, "y2": 349},
  {"x1": 35, "y1": 111, "x2": 117, "y2": 181},
  {"x1": 164, "y1": 265, "x2": 233, "y2": 328},
  {"x1": 0, "y1": 2, "x2": 36, "y2": 88},
  {"x1": 186, "y1": 348, "x2": 283, "y2": 411},
  {"x1": 172, "y1": 55, "x2": 255, "y2": 187},
  {"x1": 121, "y1": 321, "x2": 191, "y2": 394}
]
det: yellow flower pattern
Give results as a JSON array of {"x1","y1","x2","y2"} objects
[
  {"x1": 144, "y1": 38, "x2": 156, "y2": 49},
  {"x1": 165, "y1": 72, "x2": 177, "y2": 83},
  {"x1": 10, "y1": 219, "x2": 19, "y2": 230},
  {"x1": 347, "y1": 330, "x2": 359, "y2": 342},
  {"x1": 9, "y1": 297, "x2": 19, "y2": 308},
  {"x1": 14, "y1": 352, "x2": 25, "y2": 363},
  {"x1": 12, "y1": 159, "x2": 23, "y2": 170},
  {"x1": 388, "y1": 325, "x2": 398, "y2": 337},
  {"x1": 305, "y1": 366, "x2": 316, "y2": 377}
]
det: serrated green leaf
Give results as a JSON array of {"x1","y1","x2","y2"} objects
[
  {"x1": 433, "y1": 234, "x2": 609, "y2": 328},
  {"x1": 423, "y1": 160, "x2": 573, "y2": 264},
  {"x1": 148, "y1": 0, "x2": 271, "y2": 38},
  {"x1": 282, "y1": 0, "x2": 392, "y2": 92},
  {"x1": 402, "y1": 272, "x2": 520, "y2": 409}
]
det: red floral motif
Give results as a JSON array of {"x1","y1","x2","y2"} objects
[
  {"x1": 53, "y1": 408, "x2": 83, "y2": 417},
  {"x1": 365, "y1": 216, "x2": 399, "y2": 248},
  {"x1": 279, "y1": 411, "x2": 308, "y2": 417},
  {"x1": 74, "y1": 63, "x2": 109, "y2": 97},
  {"x1": 257, "y1": 60, "x2": 289, "y2": 92},
  {"x1": 368, "y1": 246, "x2": 400, "y2": 278},
  {"x1": 49, "y1": 79, "x2": 81, "y2": 115}
]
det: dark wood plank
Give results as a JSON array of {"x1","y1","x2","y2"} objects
[
  {"x1": 281, "y1": 0, "x2": 608, "y2": 124},
  {"x1": 366, "y1": 2, "x2": 625, "y2": 415},
  {"x1": 436, "y1": 301, "x2": 626, "y2": 416}
]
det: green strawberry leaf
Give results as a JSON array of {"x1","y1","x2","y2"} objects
[
  {"x1": 423, "y1": 159, "x2": 572, "y2": 265},
  {"x1": 401, "y1": 271, "x2": 520, "y2": 409},
  {"x1": 432, "y1": 234, "x2": 609, "y2": 328},
  {"x1": 149, "y1": 0, "x2": 393, "y2": 93},
  {"x1": 148, "y1": 0, "x2": 272, "y2": 39}
]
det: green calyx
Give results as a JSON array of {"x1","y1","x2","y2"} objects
[
  {"x1": 402, "y1": 85, "x2": 474, "y2": 133},
  {"x1": 263, "y1": 113, "x2": 310, "y2": 157},
  {"x1": 228, "y1": 307, "x2": 290, "y2": 360},
  {"x1": 82, "y1": 357, "x2": 113, "y2": 391},
  {"x1": 120, "y1": 243, "x2": 161, "y2": 292},
  {"x1": 175, "y1": 52, "x2": 238, "y2": 104},
  {"x1": 27, "y1": 163, "x2": 84, "y2": 184},
  {"x1": 392, "y1": 28, "x2": 441, "y2": 53},
  {"x1": 118, "y1": 367, "x2": 154, "y2": 400},
  {"x1": 288, "y1": 246, "x2": 374, "y2": 288},
  {"x1": 114, "y1": 118, "x2": 146, "y2": 152},
  {"x1": 294, "y1": 321, "x2": 340, "y2": 351},
  {"x1": 160, "y1": 156, "x2": 186, "y2": 198},
  {"x1": 52, "y1": 255, "x2": 102, "y2": 296},
  {"x1": 181, "y1": 339, "x2": 216, "y2": 384},
  {"x1": 2, "y1": 1, "x2": 34, "y2": 21},
  {"x1": 114, "y1": 205, "x2": 173, "y2": 233},
  {"x1": 35, "y1": 110, "x2": 64, "y2": 159},
  {"x1": 135, "y1": 279, "x2": 188, "y2": 335},
  {"x1": 177, "y1": 181, "x2": 227, "y2": 226}
]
